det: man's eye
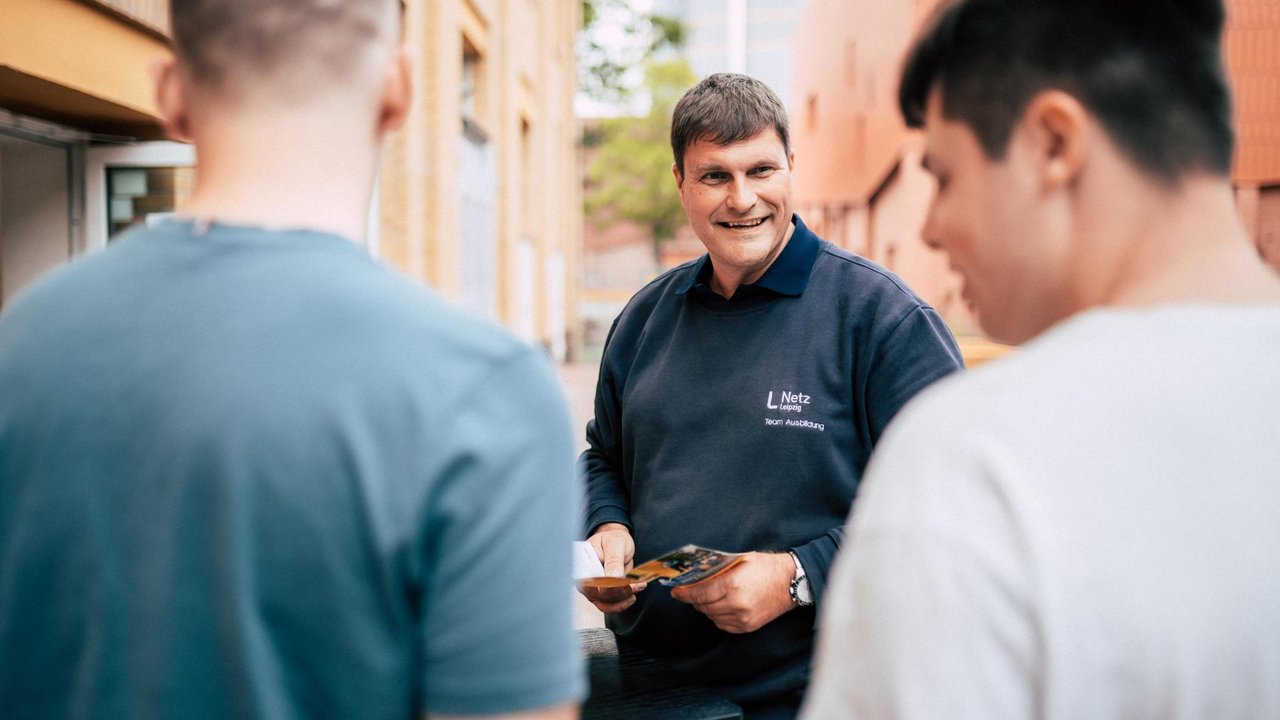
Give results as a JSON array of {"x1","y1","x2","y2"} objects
[
  {"x1": 749, "y1": 166, "x2": 775, "y2": 176},
  {"x1": 702, "y1": 172, "x2": 727, "y2": 183}
]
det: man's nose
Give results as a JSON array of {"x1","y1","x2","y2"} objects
[{"x1": 726, "y1": 179, "x2": 756, "y2": 212}]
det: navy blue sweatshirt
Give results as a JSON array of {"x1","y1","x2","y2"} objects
[{"x1": 580, "y1": 215, "x2": 963, "y2": 707}]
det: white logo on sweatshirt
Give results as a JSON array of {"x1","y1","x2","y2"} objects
[
  {"x1": 764, "y1": 390, "x2": 824, "y2": 431},
  {"x1": 766, "y1": 390, "x2": 810, "y2": 413}
]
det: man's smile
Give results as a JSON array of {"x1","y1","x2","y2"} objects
[{"x1": 717, "y1": 216, "x2": 769, "y2": 230}]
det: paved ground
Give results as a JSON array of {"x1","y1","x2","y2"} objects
[{"x1": 556, "y1": 363, "x2": 606, "y2": 629}]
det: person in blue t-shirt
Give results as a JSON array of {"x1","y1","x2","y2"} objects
[
  {"x1": 0, "y1": 2, "x2": 582, "y2": 718},
  {"x1": 578, "y1": 73, "x2": 964, "y2": 720}
]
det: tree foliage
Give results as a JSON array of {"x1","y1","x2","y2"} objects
[
  {"x1": 579, "y1": 0, "x2": 685, "y2": 106},
  {"x1": 584, "y1": 60, "x2": 698, "y2": 252}
]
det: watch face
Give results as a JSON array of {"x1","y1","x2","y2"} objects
[
  {"x1": 797, "y1": 577, "x2": 813, "y2": 605},
  {"x1": 791, "y1": 577, "x2": 813, "y2": 606}
]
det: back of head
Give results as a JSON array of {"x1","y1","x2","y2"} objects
[
  {"x1": 899, "y1": 0, "x2": 1234, "y2": 184},
  {"x1": 670, "y1": 73, "x2": 791, "y2": 174},
  {"x1": 170, "y1": 0, "x2": 399, "y2": 103}
]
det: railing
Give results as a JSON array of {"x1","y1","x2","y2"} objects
[{"x1": 82, "y1": 0, "x2": 169, "y2": 37}]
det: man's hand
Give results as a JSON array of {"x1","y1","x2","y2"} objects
[
  {"x1": 669, "y1": 551, "x2": 796, "y2": 633},
  {"x1": 579, "y1": 523, "x2": 648, "y2": 613}
]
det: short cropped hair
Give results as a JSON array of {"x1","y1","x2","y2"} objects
[
  {"x1": 170, "y1": 0, "x2": 399, "y2": 98},
  {"x1": 899, "y1": 0, "x2": 1234, "y2": 183},
  {"x1": 670, "y1": 73, "x2": 792, "y2": 175}
]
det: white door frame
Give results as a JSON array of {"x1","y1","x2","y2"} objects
[
  {"x1": 84, "y1": 141, "x2": 384, "y2": 255},
  {"x1": 84, "y1": 141, "x2": 196, "y2": 251}
]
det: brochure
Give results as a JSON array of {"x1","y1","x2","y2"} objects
[{"x1": 575, "y1": 543, "x2": 745, "y2": 590}]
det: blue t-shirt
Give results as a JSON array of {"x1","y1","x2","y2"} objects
[
  {"x1": 0, "y1": 220, "x2": 585, "y2": 718},
  {"x1": 581, "y1": 215, "x2": 963, "y2": 707}
]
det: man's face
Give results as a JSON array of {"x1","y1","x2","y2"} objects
[
  {"x1": 919, "y1": 90, "x2": 1068, "y2": 345},
  {"x1": 674, "y1": 129, "x2": 795, "y2": 291}
]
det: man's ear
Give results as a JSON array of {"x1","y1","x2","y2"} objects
[
  {"x1": 151, "y1": 56, "x2": 193, "y2": 143},
  {"x1": 787, "y1": 152, "x2": 796, "y2": 171},
  {"x1": 377, "y1": 44, "x2": 414, "y2": 136},
  {"x1": 1020, "y1": 90, "x2": 1090, "y2": 194},
  {"x1": 672, "y1": 162, "x2": 688, "y2": 206}
]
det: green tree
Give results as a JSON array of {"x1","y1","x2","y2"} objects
[
  {"x1": 584, "y1": 60, "x2": 698, "y2": 260},
  {"x1": 579, "y1": 0, "x2": 684, "y2": 106}
]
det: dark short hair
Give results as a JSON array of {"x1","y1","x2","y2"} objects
[
  {"x1": 670, "y1": 73, "x2": 791, "y2": 175},
  {"x1": 170, "y1": 0, "x2": 398, "y2": 97},
  {"x1": 899, "y1": 0, "x2": 1234, "y2": 183}
]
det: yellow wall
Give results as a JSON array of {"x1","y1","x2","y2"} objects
[
  {"x1": 0, "y1": 0, "x2": 168, "y2": 124},
  {"x1": 2, "y1": 0, "x2": 584, "y2": 357},
  {"x1": 379, "y1": 0, "x2": 582, "y2": 357}
]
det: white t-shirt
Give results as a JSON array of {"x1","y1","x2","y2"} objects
[{"x1": 802, "y1": 307, "x2": 1280, "y2": 720}]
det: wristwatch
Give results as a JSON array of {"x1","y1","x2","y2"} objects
[{"x1": 788, "y1": 552, "x2": 813, "y2": 607}]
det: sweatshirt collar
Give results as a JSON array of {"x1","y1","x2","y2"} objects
[{"x1": 675, "y1": 214, "x2": 820, "y2": 299}]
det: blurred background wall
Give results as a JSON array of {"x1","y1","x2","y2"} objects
[{"x1": 0, "y1": 0, "x2": 581, "y2": 362}]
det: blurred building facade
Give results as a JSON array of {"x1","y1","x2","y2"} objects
[
  {"x1": 385, "y1": 0, "x2": 581, "y2": 360},
  {"x1": 790, "y1": 0, "x2": 972, "y2": 332},
  {"x1": 791, "y1": 0, "x2": 1280, "y2": 341},
  {"x1": 577, "y1": 118, "x2": 662, "y2": 361},
  {"x1": 1226, "y1": 0, "x2": 1280, "y2": 273},
  {"x1": 654, "y1": 0, "x2": 805, "y2": 107},
  {"x1": 0, "y1": 0, "x2": 581, "y2": 360}
]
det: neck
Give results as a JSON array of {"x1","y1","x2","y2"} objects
[
  {"x1": 1069, "y1": 174, "x2": 1280, "y2": 312},
  {"x1": 709, "y1": 220, "x2": 797, "y2": 299},
  {"x1": 180, "y1": 108, "x2": 380, "y2": 243}
]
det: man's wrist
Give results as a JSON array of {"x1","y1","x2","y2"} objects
[
  {"x1": 766, "y1": 552, "x2": 796, "y2": 612},
  {"x1": 590, "y1": 522, "x2": 629, "y2": 537}
]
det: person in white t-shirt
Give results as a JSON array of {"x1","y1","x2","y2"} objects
[{"x1": 800, "y1": 0, "x2": 1280, "y2": 718}]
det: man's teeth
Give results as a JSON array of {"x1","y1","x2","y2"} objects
[{"x1": 722, "y1": 218, "x2": 766, "y2": 228}]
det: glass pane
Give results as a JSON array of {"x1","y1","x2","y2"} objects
[{"x1": 106, "y1": 166, "x2": 194, "y2": 239}]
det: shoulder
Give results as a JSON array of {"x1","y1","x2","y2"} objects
[
  {"x1": 850, "y1": 361, "x2": 1024, "y2": 548},
  {"x1": 0, "y1": 223, "x2": 545, "y2": 404},
  {"x1": 601, "y1": 257, "x2": 700, "y2": 343},
  {"x1": 346, "y1": 265, "x2": 558, "y2": 409},
  {"x1": 810, "y1": 241, "x2": 936, "y2": 316},
  {"x1": 802, "y1": 242, "x2": 960, "y2": 369},
  {"x1": 0, "y1": 226, "x2": 155, "y2": 352},
  {"x1": 866, "y1": 317, "x2": 1101, "y2": 477},
  {"x1": 800, "y1": 240, "x2": 949, "y2": 347},
  {"x1": 618, "y1": 258, "x2": 701, "y2": 319}
]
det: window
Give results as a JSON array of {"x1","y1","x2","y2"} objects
[
  {"x1": 462, "y1": 49, "x2": 479, "y2": 122},
  {"x1": 461, "y1": 38, "x2": 490, "y2": 135},
  {"x1": 105, "y1": 166, "x2": 194, "y2": 238}
]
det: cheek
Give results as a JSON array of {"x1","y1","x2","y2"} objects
[
  {"x1": 763, "y1": 181, "x2": 791, "y2": 209},
  {"x1": 930, "y1": 195, "x2": 977, "y2": 250},
  {"x1": 688, "y1": 189, "x2": 719, "y2": 217}
]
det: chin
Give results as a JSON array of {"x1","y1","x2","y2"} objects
[{"x1": 978, "y1": 316, "x2": 1044, "y2": 347}]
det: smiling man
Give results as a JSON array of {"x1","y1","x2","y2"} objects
[
  {"x1": 801, "y1": 1, "x2": 1280, "y2": 718},
  {"x1": 578, "y1": 73, "x2": 963, "y2": 719}
]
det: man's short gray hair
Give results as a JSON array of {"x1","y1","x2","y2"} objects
[
  {"x1": 169, "y1": 0, "x2": 399, "y2": 100},
  {"x1": 670, "y1": 73, "x2": 791, "y2": 175}
]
